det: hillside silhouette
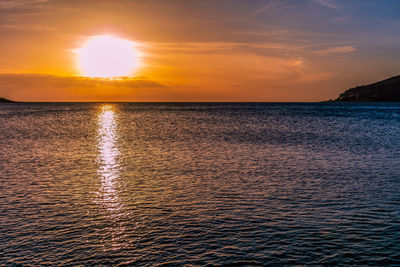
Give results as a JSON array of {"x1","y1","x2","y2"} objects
[
  {"x1": 336, "y1": 75, "x2": 400, "y2": 102},
  {"x1": 0, "y1": 97, "x2": 15, "y2": 103}
]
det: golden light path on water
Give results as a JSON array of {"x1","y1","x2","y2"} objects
[{"x1": 96, "y1": 105, "x2": 127, "y2": 250}]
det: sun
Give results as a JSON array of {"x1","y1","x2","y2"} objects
[{"x1": 76, "y1": 35, "x2": 141, "y2": 78}]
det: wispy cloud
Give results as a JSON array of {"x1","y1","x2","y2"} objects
[
  {"x1": 313, "y1": 0, "x2": 339, "y2": 10},
  {"x1": 317, "y1": 46, "x2": 356, "y2": 55},
  {"x1": 0, "y1": 0, "x2": 49, "y2": 9},
  {"x1": 0, "y1": 23, "x2": 56, "y2": 32},
  {"x1": 0, "y1": 74, "x2": 167, "y2": 92},
  {"x1": 0, "y1": 74, "x2": 171, "y2": 101},
  {"x1": 250, "y1": 1, "x2": 286, "y2": 17}
]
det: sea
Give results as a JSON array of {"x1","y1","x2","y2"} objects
[{"x1": 1, "y1": 102, "x2": 400, "y2": 266}]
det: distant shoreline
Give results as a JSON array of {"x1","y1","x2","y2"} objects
[
  {"x1": 1, "y1": 100, "x2": 400, "y2": 104},
  {"x1": 0, "y1": 97, "x2": 16, "y2": 103}
]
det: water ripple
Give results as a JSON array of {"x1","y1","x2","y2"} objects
[{"x1": 1, "y1": 103, "x2": 400, "y2": 265}]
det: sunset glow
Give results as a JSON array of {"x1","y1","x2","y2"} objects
[
  {"x1": 76, "y1": 35, "x2": 140, "y2": 78},
  {"x1": 2, "y1": 1, "x2": 400, "y2": 265},
  {"x1": 0, "y1": 0, "x2": 399, "y2": 102}
]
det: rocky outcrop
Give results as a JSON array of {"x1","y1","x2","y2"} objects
[
  {"x1": 336, "y1": 75, "x2": 400, "y2": 102},
  {"x1": 0, "y1": 97, "x2": 15, "y2": 103}
]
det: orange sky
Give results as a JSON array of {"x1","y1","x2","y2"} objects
[{"x1": 0, "y1": 0, "x2": 399, "y2": 101}]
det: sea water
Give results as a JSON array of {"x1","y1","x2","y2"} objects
[{"x1": 1, "y1": 103, "x2": 400, "y2": 265}]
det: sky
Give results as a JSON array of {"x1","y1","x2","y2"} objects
[{"x1": 0, "y1": 0, "x2": 399, "y2": 102}]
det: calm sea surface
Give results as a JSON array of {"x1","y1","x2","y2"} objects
[{"x1": 1, "y1": 103, "x2": 400, "y2": 266}]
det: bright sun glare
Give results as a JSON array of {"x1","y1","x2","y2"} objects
[{"x1": 76, "y1": 35, "x2": 140, "y2": 78}]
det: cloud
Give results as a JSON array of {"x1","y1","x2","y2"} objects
[
  {"x1": 313, "y1": 0, "x2": 339, "y2": 10},
  {"x1": 317, "y1": 46, "x2": 356, "y2": 55},
  {"x1": 0, "y1": 73, "x2": 173, "y2": 101},
  {"x1": 250, "y1": 1, "x2": 287, "y2": 17},
  {"x1": 0, "y1": 0, "x2": 49, "y2": 9},
  {"x1": 0, "y1": 73, "x2": 165, "y2": 87},
  {"x1": 0, "y1": 23, "x2": 56, "y2": 32}
]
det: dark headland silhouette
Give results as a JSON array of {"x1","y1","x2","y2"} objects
[
  {"x1": 336, "y1": 75, "x2": 400, "y2": 102},
  {"x1": 0, "y1": 97, "x2": 15, "y2": 103}
]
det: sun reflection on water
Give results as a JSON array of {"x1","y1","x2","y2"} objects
[{"x1": 96, "y1": 104, "x2": 127, "y2": 250}]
